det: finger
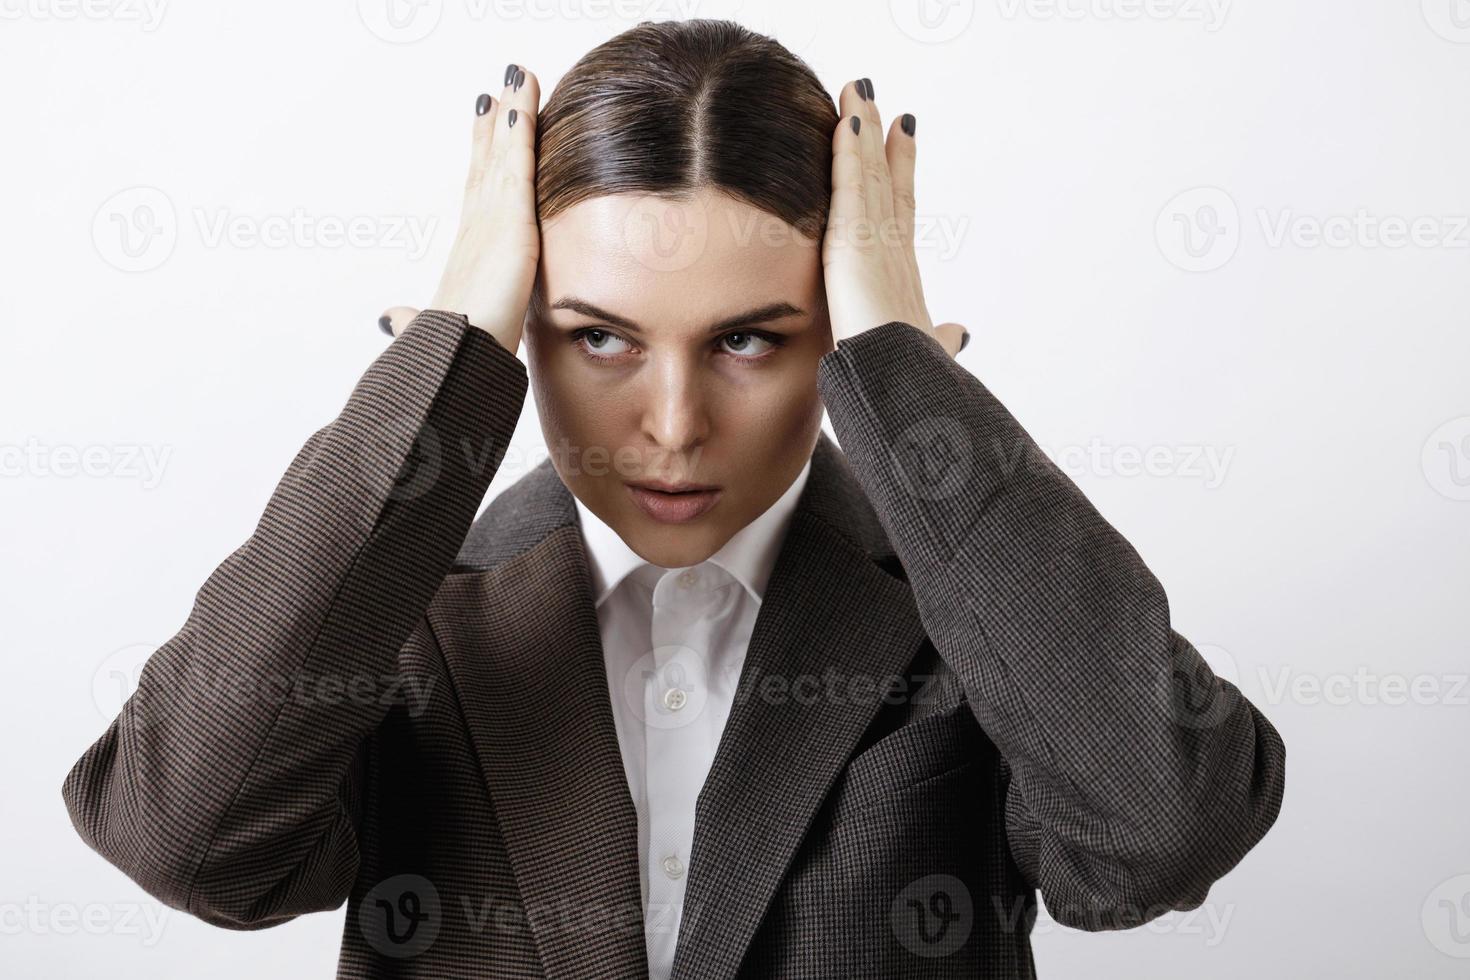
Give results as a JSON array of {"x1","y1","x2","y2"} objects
[
  {"x1": 830, "y1": 81, "x2": 868, "y2": 250},
  {"x1": 378, "y1": 305, "x2": 422, "y2": 339},
  {"x1": 933, "y1": 321, "x2": 968, "y2": 359},
  {"x1": 489, "y1": 64, "x2": 540, "y2": 194},
  {"x1": 886, "y1": 113, "x2": 917, "y2": 252},
  {"x1": 462, "y1": 93, "x2": 498, "y2": 214},
  {"x1": 852, "y1": 77, "x2": 894, "y2": 236}
]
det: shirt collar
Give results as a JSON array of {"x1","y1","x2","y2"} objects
[{"x1": 573, "y1": 452, "x2": 813, "y2": 609}]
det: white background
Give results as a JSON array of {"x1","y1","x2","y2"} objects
[{"x1": 3, "y1": 0, "x2": 1468, "y2": 976}]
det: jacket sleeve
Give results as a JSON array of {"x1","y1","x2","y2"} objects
[
  {"x1": 815, "y1": 321, "x2": 1286, "y2": 932},
  {"x1": 61, "y1": 310, "x2": 528, "y2": 929}
]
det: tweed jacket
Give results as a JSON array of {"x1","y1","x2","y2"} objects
[{"x1": 62, "y1": 309, "x2": 1286, "y2": 978}]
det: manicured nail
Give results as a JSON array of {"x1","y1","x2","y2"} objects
[
  {"x1": 476, "y1": 93, "x2": 492, "y2": 116},
  {"x1": 959, "y1": 328, "x2": 970, "y2": 352},
  {"x1": 378, "y1": 315, "x2": 394, "y2": 337},
  {"x1": 855, "y1": 79, "x2": 869, "y2": 101},
  {"x1": 861, "y1": 77, "x2": 875, "y2": 100},
  {"x1": 508, "y1": 108, "x2": 518, "y2": 128},
  {"x1": 513, "y1": 68, "x2": 525, "y2": 92},
  {"x1": 504, "y1": 63, "x2": 517, "y2": 87},
  {"x1": 901, "y1": 113, "x2": 916, "y2": 137},
  {"x1": 850, "y1": 115, "x2": 861, "y2": 134}
]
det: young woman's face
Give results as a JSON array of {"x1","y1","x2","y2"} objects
[{"x1": 525, "y1": 188, "x2": 832, "y2": 569}]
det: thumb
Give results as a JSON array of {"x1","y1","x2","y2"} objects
[
  {"x1": 378, "y1": 306, "x2": 423, "y2": 339},
  {"x1": 932, "y1": 322, "x2": 969, "y2": 359}
]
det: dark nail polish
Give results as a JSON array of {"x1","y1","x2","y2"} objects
[
  {"x1": 504, "y1": 63, "x2": 517, "y2": 87},
  {"x1": 378, "y1": 315, "x2": 394, "y2": 337},
  {"x1": 861, "y1": 77, "x2": 875, "y2": 100},
  {"x1": 959, "y1": 329, "x2": 971, "y2": 352},
  {"x1": 855, "y1": 79, "x2": 868, "y2": 101},
  {"x1": 901, "y1": 113, "x2": 916, "y2": 137},
  {"x1": 513, "y1": 68, "x2": 525, "y2": 92},
  {"x1": 508, "y1": 108, "x2": 518, "y2": 128},
  {"x1": 850, "y1": 115, "x2": 861, "y2": 134},
  {"x1": 476, "y1": 93, "x2": 492, "y2": 116}
]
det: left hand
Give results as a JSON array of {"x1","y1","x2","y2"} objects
[{"x1": 823, "y1": 78, "x2": 967, "y2": 359}]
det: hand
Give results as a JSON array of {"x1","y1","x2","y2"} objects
[
  {"x1": 380, "y1": 64, "x2": 541, "y2": 356},
  {"x1": 823, "y1": 78, "x2": 967, "y2": 359}
]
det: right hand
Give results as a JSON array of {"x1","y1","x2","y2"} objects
[{"x1": 382, "y1": 64, "x2": 541, "y2": 356}]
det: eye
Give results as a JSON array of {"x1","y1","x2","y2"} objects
[
  {"x1": 719, "y1": 331, "x2": 781, "y2": 360},
  {"x1": 572, "y1": 328, "x2": 634, "y2": 360}
]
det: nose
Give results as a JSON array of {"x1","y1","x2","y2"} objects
[{"x1": 639, "y1": 352, "x2": 711, "y2": 457}]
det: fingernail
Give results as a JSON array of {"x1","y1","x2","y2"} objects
[
  {"x1": 861, "y1": 77, "x2": 875, "y2": 100},
  {"x1": 513, "y1": 68, "x2": 525, "y2": 92},
  {"x1": 476, "y1": 93, "x2": 492, "y2": 116},
  {"x1": 379, "y1": 315, "x2": 394, "y2": 337},
  {"x1": 959, "y1": 329, "x2": 970, "y2": 352},
  {"x1": 850, "y1": 115, "x2": 861, "y2": 134},
  {"x1": 504, "y1": 63, "x2": 517, "y2": 87},
  {"x1": 855, "y1": 79, "x2": 869, "y2": 101},
  {"x1": 901, "y1": 113, "x2": 916, "y2": 137},
  {"x1": 508, "y1": 108, "x2": 518, "y2": 128}
]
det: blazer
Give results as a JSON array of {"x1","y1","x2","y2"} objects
[{"x1": 61, "y1": 309, "x2": 1287, "y2": 979}]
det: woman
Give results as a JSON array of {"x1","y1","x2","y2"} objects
[{"x1": 61, "y1": 19, "x2": 1285, "y2": 980}]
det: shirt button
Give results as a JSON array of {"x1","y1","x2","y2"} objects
[
  {"x1": 661, "y1": 855, "x2": 685, "y2": 879},
  {"x1": 677, "y1": 569, "x2": 698, "y2": 588},
  {"x1": 662, "y1": 687, "x2": 688, "y2": 711}
]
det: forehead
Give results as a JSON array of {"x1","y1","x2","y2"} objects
[{"x1": 538, "y1": 189, "x2": 821, "y2": 327}]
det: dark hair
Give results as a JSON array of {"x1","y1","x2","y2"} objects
[{"x1": 534, "y1": 18, "x2": 837, "y2": 244}]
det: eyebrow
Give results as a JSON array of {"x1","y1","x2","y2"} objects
[{"x1": 548, "y1": 297, "x2": 808, "y2": 335}]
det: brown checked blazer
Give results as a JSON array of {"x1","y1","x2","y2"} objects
[{"x1": 62, "y1": 310, "x2": 1286, "y2": 978}]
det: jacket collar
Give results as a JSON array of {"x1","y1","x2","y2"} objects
[{"x1": 437, "y1": 431, "x2": 928, "y2": 980}]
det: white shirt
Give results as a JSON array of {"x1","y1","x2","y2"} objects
[{"x1": 571, "y1": 455, "x2": 812, "y2": 980}]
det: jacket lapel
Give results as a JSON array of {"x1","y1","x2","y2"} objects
[
  {"x1": 436, "y1": 464, "x2": 650, "y2": 980},
  {"x1": 438, "y1": 433, "x2": 927, "y2": 980},
  {"x1": 668, "y1": 436, "x2": 929, "y2": 980}
]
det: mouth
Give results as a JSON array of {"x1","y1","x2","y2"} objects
[{"x1": 626, "y1": 480, "x2": 724, "y2": 524}]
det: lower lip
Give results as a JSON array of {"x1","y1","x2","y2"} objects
[{"x1": 626, "y1": 484, "x2": 723, "y2": 524}]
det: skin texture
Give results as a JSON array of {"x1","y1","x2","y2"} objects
[{"x1": 382, "y1": 68, "x2": 967, "y2": 567}]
